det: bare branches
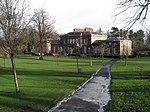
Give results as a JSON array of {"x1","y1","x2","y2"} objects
[
  {"x1": 0, "y1": 0, "x2": 29, "y2": 53},
  {"x1": 31, "y1": 8, "x2": 55, "y2": 59},
  {"x1": 32, "y1": 9, "x2": 55, "y2": 34},
  {"x1": 115, "y1": 0, "x2": 150, "y2": 29}
]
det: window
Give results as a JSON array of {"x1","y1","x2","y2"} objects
[
  {"x1": 84, "y1": 46, "x2": 87, "y2": 53},
  {"x1": 72, "y1": 39, "x2": 76, "y2": 44},
  {"x1": 83, "y1": 38, "x2": 86, "y2": 44},
  {"x1": 114, "y1": 48, "x2": 116, "y2": 54},
  {"x1": 75, "y1": 38, "x2": 78, "y2": 43},
  {"x1": 108, "y1": 48, "x2": 110, "y2": 54},
  {"x1": 63, "y1": 39, "x2": 66, "y2": 44},
  {"x1": 69, "y1": 39, "x2": 76, "y2": 44},
  {"x1": 64, "y1": 46, "x2": 67, "y2": 52},
  {"x1": 69, "y1": 39, "x2": 72, "y2": 44}
]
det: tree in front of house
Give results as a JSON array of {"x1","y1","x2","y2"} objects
[
  {"x1": 31, "y1": 8, "x2": 55, "y2": 60},
  {"x1": 67, "y1": 47, "x2": 74, "y2": 55},
  {"x1": 99, "y1": 43, "x2": 106, "y2": 58},
  {"x1": 57, "y1": 46, "x2": 63, "y2": 55},
  {"x1": 0, "y1": 0, "x2": 29, "y2": 93}
]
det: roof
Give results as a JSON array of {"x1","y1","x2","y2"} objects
[
  {"x1": 105, "y1": 37, "x2": 132, "y2": 42},
  {"x1": 106, "y1": 37, "x2": 124, "y2": 41},
  {"x1": 60, "y1": 31, "x2": 104, "y2": 38}
]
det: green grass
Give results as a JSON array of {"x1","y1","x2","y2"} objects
[
  {"x1": 0, "y1": 55, "x2": 109, "y2": 112},
  {"x1": 109, "y1": 57, "x2": 150, "y2": 112}
]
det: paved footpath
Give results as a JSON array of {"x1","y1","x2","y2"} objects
[{"x1": 48, "y1": 59, "x2": 117, "y2": 112}]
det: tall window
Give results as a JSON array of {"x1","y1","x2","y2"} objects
[
  {"x1": 108, "y1": 48, "x2": 110, "y2": 54},
  {"x1": 83, "y1": 38, "x2": 86, "y2": 44},
  {"x1": 72, "y1": 39, "x2": 76, "y2": 44},
  {"x1": 64, "y1": 46, "x2": 67, "y2": 52},
  {"x1": 74, "y1": 38, "x2": 78, "y2": 44},
  {"x1": 84, "y1": 46, "x2": 87, "y2": 53},
  {"x1": 114, "y1": 47, "x2": 117, "y2": 54}
]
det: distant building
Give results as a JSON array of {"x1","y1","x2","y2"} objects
[{"x1": 51, "y1": 28, "x2": 132, "y2": 57}]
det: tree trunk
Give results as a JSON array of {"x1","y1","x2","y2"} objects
[
  {"x1": 10, "y1": 54, "x2": 20, "y2": 93},
  {"x1": 90, "y1": 54, "x2": 93, "y2": 66},
  {"x1": 90, "y1": 58, "x2": 93, "y2": 66},
  {"x1": 39, "y1": 36, "x2": 44, "y2": 60},
  {"x1": 40, "y1": 40, "x2": 43, "y2": 60},
  {"x1": 125, "y1": 56, "x2": 127, "y2": 66},
  {"x1": 76, "y1": 49, "x2": 79, "y2": 73},
  {"x1": 39, "y1": 52, "x2": 43, "y2": 60}
]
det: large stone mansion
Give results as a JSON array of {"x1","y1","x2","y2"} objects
[{"x1": 43, "y1": 27, "x2": 132, "y2": 57}]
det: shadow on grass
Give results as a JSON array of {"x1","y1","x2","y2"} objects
[
  {"x1": 0, "y1": 65, "x2": 92, "y2": 78},
  {"x1": 15, "y1": 56, "x2": 76, "y2": 63},
  {"x1": 0, "y1": 68, "x2": 87, "y2": 111},
  {"x1": 0, "y1": 91, "x2": 51, "y2": 112},
  {"x1": 110, "y1": 71, "x2": 150, "y2": 92},
  {"x1": 14, "y1": 56, "x2": 107, "y2": 65},
  {"x1": 111, "y1": 71, "x2": 150, "y2": 80},
  {"x1": 18, "y1": 69, "x2": 91, "y2": 78}
]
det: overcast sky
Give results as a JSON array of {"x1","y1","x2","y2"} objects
[{"x1": 27, "y1": 0, "x2": 120, "y2": 33}]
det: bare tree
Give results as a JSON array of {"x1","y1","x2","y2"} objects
[
  {"x1": 115, "y1": 0, "x2": 150, "y2": 29},
  {"x1": 99, "y1": 43, "x2": 105, "y2": 58},
  {"x1": 31, "y1": 8, "x2": 55, "y2": 60},
  {"x1": 0, "y1": 0, "x2": 29, "y2": 93}
]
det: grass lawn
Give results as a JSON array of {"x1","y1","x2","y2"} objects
[
  {"x1": 0, "y1": 55, "x2": 109, "y2": 112},
  {"x1": 109, "y1": 57, "x2": 150, "y2": 112}
]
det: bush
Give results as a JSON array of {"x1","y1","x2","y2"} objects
[{"x1": 135, "y1": 51, "x2": 150, "y2": 57}]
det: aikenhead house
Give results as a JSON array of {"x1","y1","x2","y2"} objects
[{"x1": 44, "y1": 27, "x2": 132, "y2": 57}]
